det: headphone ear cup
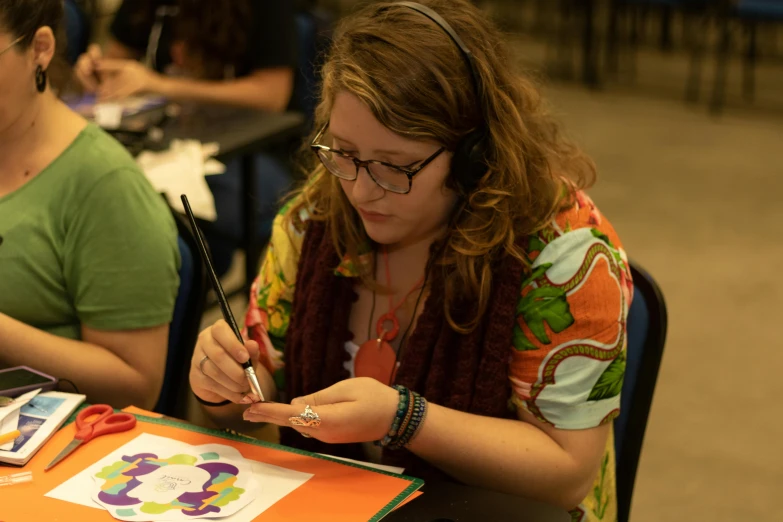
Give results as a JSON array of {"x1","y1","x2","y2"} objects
[{"x1": 451, "y1": 131, "x2": 489, "y2": 193}]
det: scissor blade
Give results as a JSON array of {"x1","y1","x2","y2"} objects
[{"x1": 44, "y1": 439, "x2": 83, "y2": 471}]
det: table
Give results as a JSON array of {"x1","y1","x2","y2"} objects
[
  {"x1": 163, "y1": 105, "x2": 305, "y2": 161},
  {"x1": 2, "y1": 404, "x2": 571, "y2": 522},
  {"x1": 386, "y1": 481, "x2": 571, "y2": 522},
  {"x1": 161, "y1": 105, "x2": 306, "y2": 288}
]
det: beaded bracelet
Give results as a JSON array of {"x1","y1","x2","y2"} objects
[
  {"x1": 375, "y1": 385, "x2": 410, "y2": 448},
  {"x1": 389, "y1": 390, "x2": 427, "y2": 450},
  {"x1": 376, "y1": 386, "x2": 429, "y2": 450}
]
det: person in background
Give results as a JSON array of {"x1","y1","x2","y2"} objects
[
  {"x1": 74, "y1": 0, "x2": 297, "y2": 112},
  {"x1": 188, "y1": 1, "x2": 633, "y2": 521},
  {"x1": 73, "y1": 0, "x2": 300, "y2": 275},
  {"x1": 0, "y1": 0, "x2": 180, "y2": 410}
]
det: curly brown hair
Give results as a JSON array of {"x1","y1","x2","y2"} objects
[
  {"x1": 288, "y1": 0, "x2": 596, "y2": 332},
  {"x1": 174, "y1": 0, "x2": 252, "y2": 79},
  {"x1": 128, "y1": 0, "x2": 252, "y2": 79}
]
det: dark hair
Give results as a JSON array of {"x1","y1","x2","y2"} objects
[
  {"x1": 128, "y1": 0, "x2": 253, "y2": 79},
  {"x1": 0, "y1": 0, "x2": 64, "y2": 48},
  {"x1": 175, "y1": 0, "x2": 252, "y2": 79},
  {"x1": 0, "y1": 0, "x2": 68, "y2": 89}
]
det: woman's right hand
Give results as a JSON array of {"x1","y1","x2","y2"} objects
[
  {"x1": 189, "y1": 320, "x2": 273, "y2": 405},
  {"x1": 74, "y1": 44, "x2": 103, "y2": 93}
]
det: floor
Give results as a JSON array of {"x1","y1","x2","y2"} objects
[
  {"x1": 193, "y1": 9, "x2": 783, "y2": 521},
  {"x1": 543, "y1": 84, "x2": 783, "y2": 522},
  {"x1": 514, "y1": 27, "x2": 783, "y2": 522}
]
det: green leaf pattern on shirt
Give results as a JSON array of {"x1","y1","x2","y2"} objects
[
  {"x1": 516, "y1": 283, "x2": 575, "y2": 345},
  {"x1": 588, "y1": 351, "x2": 626, "y2": 401}
]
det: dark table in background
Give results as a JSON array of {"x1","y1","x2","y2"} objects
[
  {"x1": 161, "y1": 105, "x2": 307, "y2": 289},
  {"x1": 386, "y1": 481, "x2": 571, "y2": 522}
]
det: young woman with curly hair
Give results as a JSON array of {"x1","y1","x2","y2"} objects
[{"x1": 190, "y1": 2, "x2": 633, "y2": 519}]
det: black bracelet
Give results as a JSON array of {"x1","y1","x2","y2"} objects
[{"x1": 193, "y1": 393, "x2": 232, "y2": 407}]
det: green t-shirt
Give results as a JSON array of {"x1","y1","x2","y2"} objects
[{"x1": 0, "y1": 124, "x2": 180, "y2": 340}]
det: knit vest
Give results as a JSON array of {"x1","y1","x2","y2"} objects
[{"x1": 281, "y1": 220, "x2": 524, "y2": 482}]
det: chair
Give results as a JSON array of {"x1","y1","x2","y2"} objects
[
  {"x1": 64, "y1": 0, "x2": 91, "y2": 65},
  {"x1": 605, "y1": 0, "x2": 713, "y2": 96},
  {"x1": 154, "y1": 210, "x2": 208, "y2": 417},
  {"x1": 709, "y1": 0, "x2": 783, "y2": 114},
  {"x1": 293, "y1": 9, "x2": 333, "y2": 125},
  {"x1": 614, "y1": 261, "x2": 668, "y2": 522}
]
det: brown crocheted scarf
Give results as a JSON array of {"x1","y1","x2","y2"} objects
[{"x1": 281, "y1": 220, "x2": 523, "y2": 482}]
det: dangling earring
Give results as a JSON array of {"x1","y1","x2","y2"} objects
[{"x1": 35, "y1": 65, "x2": 47, "y2": 93}]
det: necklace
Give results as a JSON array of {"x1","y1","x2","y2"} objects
[{"x1": 354, "y1": 247, "x2": 424, "y2": 384}]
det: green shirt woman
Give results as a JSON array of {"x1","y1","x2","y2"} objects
[{"x1": 0, "y1": 0, "x2": 179, "y2": 409}]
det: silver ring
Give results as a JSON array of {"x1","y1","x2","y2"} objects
[
  {"x1": 199, "y1": 355, "x2": 210, "y2": 376},
  {"x1": 288, "y1": 405, "x2": 321, "y2": 428}
]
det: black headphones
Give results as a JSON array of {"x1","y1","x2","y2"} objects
[{"x1": 395, "y1": 2, "x2": 489, "y2": 194}]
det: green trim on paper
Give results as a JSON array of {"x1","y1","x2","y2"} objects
[{"x1": 64, "y1": 406, "x2": 424, "y2": 519}]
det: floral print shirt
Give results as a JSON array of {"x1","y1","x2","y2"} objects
[{"x1": 244, "y1": 192, "x2": 632, "y2": 521}]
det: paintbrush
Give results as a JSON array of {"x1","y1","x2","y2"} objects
[{"x1": 180, "y1": 195, "x2": 265, "y2": 403}]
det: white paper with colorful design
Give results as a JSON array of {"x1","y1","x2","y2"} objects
[
  {"x1": 88, "y1": 434, "x2": 259, "y2": 521},
  {"x1": 45, "y1": 433, "x2": 257, "y2": 521},
  {"x1": 46, "y1": 433, "x2": 315, "y2": 522}
]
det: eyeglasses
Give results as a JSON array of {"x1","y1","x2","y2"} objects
[
  {"x1": 0, "y1": 36, "x2": 24, "y2": 58},
  {"x1": 310, "y1": 124, "x2": 446, "y2": 195}
]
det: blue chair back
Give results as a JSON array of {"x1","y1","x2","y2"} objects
[
  {"x1": 64, "y1": 0, "x2": 91, "y2": 65},
  {"x1": 154, "y1": 213, "x2": 207, "y2": 417},
  {"x1": 737, "y1": 0, "x2": 783, "y2": 20},
  {"x1": 614, "y1": 261, "x2": 667, "y2": 522},
  {"x1": 169, "y1": 236, "x2": 193, "y2": 356},
  {"x1": 293, "y1": 9, "x2": 334, "y2": 124}
]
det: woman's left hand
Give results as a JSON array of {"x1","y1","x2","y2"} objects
[
  {"x1": 243, "y1": 377, "x2": 399, "y2": 444},
  {"x1": 96, "y1": 59, "x2": 163, "y2": 101}
]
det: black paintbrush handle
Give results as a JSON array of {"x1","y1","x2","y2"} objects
[{"x1": 180, "y1": 195, "x2": 245, "y2": 346}]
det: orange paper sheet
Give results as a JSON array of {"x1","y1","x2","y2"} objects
[
  {"x1": 120, "y1": 405, "x2": 163, "y2": 418},
  {"x1": 0, "y1": 416, "x2": 422, "y2": 522},
  {"x1": 393, "y1": 490, "x2": 423, "y2": 510}
]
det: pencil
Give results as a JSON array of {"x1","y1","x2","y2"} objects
[
  {"x1": 180, "y1": 194, "x2": 266, "y2": 402},
  {"x1": 0, "y1": 430, "x2": 21, "y2": 445}
]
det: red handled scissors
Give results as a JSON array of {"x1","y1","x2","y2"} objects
[{"x1": 44, "y1": 404, "x2": 136, "y2": 471}]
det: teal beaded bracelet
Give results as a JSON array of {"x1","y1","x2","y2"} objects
[
  {"x1": 375, "y1": 385, "x2": 410, "y2": 448},
  {"x1": 389, "y1": 390, "x2": 427, "y2": 450},
  {"x1": 377, "y1": 386, "x2": 428, "y2": 450}
]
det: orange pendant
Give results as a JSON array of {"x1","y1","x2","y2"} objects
[{"x1": 355, "y1": 338, "x2": 397, "y2": 384}]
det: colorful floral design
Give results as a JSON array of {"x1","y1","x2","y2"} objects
[
  {"x1": 244, "y1": 191, "x2": 631, "y2": 521},
  {"x1": 509, "y1": 197, "x2": 631, "y2": 522},
  {"x1": 94, "y1": 452, "x2": 245, "y2": 518}
]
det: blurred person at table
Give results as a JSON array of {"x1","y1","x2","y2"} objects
[
  {"x1": 0, "y1": 0, "x2": 180, "y2": 410},
  {"x1": 187, "y1": 2, "x2": 634, "y2": 520},
  {"x1": 73, "y1": 0, "x2": 297, "y2": 112},
  {"x1": 74, "y1": 0, "x2": 299, "y2": 276}
]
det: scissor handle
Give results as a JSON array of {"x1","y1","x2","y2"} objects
[{"x1": 74, "y1": 404, "x2": 136, "y2": 442}]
